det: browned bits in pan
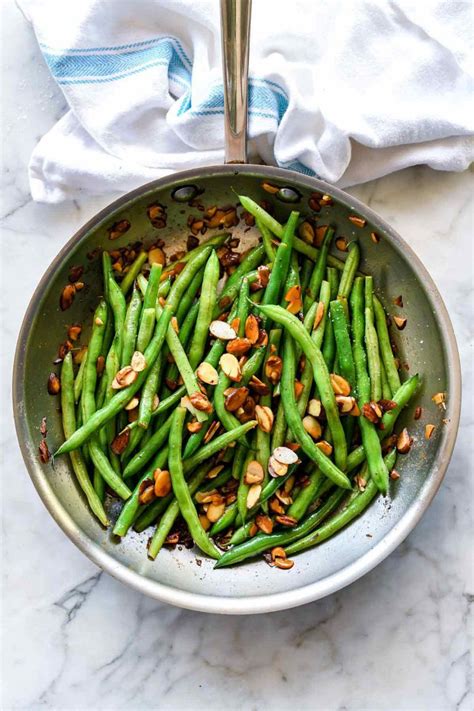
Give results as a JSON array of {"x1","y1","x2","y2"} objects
[
  {"x1": 38, "y1": 439, "x2": 50, "y2": 464},
  {"x1": 147, "y1": 203, "x2": 167, "y2": 229},
  {"x1": 396, "y1": 428, "x2": 412, "y2": 454},
  {"x1": 107, "y1": 219, "x2": 131, "y2": 241},
  {"x1": 348, "y1": 215, "x2": 366, "y2": 228},
  {"x1": 393, "y1": 315, "x2": 407, "y2": 330},
  {"x1": 68, "y1": 265, "x2": 84, "y2": 283},
  {"x1": 371, "y1": 231, "x2": 381, "y2": 244},
  {"x1": 414, "y1": 406, "x2": 423, "y2": 420},
  {"x1": 47, "y1": 372, "x2": 61, "y2": 395}
]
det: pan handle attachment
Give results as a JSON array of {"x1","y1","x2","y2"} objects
[{"x1": 220, "y1": 0, "x2": 252, "y2": 164}]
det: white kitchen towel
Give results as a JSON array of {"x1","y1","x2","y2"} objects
[{"x1": 19, "y1": 0, "x2": 474, "y2": 203}]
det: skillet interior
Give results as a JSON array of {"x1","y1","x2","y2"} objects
[{"x1": 13, "y1": 165, "x2": 460, "y2": 613}]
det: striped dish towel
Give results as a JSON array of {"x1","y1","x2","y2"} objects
[{"x1": 19, "y1": 0, "x2": 474, "y2": 202}]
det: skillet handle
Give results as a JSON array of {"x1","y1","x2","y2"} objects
[{"x1": 220, "y1": 0, "x2": 252, "y2": 164}]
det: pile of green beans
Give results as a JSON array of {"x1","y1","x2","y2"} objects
[{"x1": 51, "y1": 193, "x2": 420, "y2": 569}]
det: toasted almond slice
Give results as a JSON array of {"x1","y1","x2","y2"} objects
[
  {"x1": 336, "y1": 395, "x2": 355, "y2": 413},
  {"x1": 393, "y1": 316, "x2": 407, "y2": 330},
  {"x1": 255, "y1": 405, "x2": 274, "y2": 433},
  {"x1": 265, "y1": 355, "x2": 283, "y2": 384},
  {"x1": 268, "y1": 457, "x2": 289, "y2": 478},
  {"x1": 414, "y1": 406, "x2": 422, "y2": 420},
  {"x1": 199, "y1": 514, "x2": 211, "y2": 531},
  {"x1": 432, "y1": 392, "x2": 446, "y2": 408},
  {"x1": 371, "y1": 231, "x2": 380, "y2": 244},
  {"x1": 302, "y1": 415, "x2": 322, "y2": 439},
  {"x1": 396, "y1": 428, "x2": 412, "y2": 454},
  {"x1": 149, "y1": 247, "x2": 166, "y2": 266},
  {"x1": 207, "y1": 464, "x2": 224, "y2": 480},
  {"x1": 189, "y1": 391, "x2": 213, "y2": 413},
  {"x1": 171, "y1": 316, "x2": 179, "y2": 333},
  {"x1": 298, "y1": 221, "x2": 315, "y2": 244},
  {"x1": 226, "y1": 337, "x2": 252, "y2": 356},
  {"x1": 330, "y1": 373, "x2": 351, "y2": 396},
  {"x1": 224, "y1": 386, "x2": 249, "y2": 412},
  {"x1": 256, "y1": 514, "x2": 273, "y2": 534},
  {"x1": 244, "y1": 460, "x2": 264, "y2": 485},
  {"x1": 195, "y1": 490, "x2": 216, "y2": 504},
  {"x1": 131, "y1": 351, "x2": 147, "y2": 372},
  {"x1": 390, "y1": 469, "x2": 400, "y2": 480},
  {"x1": 425, "y1": 424, "x2": 436, "y2": 440},
  {"x1": 246, "y1": 484, "x2": 262, "y2": 509},
  {"x1": 286, "y1": 298, "x2": 303, "y2": 315},
  {"x1": 125, "y1": 396, "x2": 139, "y2": 411},
  {"x1": 197, "y1": 362, "x2": 219, "y2": 385},
  {"x1": 47, "y1": 372, "x2": 61, "y2": 395},
  {"x1": 313, "y1": 301, "x2": 325, "y2": 330},
  {"x1": 294, "y1": 381, "x2": 304, "y2": 399},
  {"x1": 244, "y1": 314, "x2": 260, "y2": 344},
  {"x1": 275, "y1": 514, "x2": 298, "y2": 527},
  {"x1": 274, "y1": 557, "x2": 295, "y2": 570},
  {"x1": 272, "y1": 446, "x2": 299, "y2": 465},
  {"x1": 112, "y1": 366, "x2": 138, "y2": 389},
  {"x1": 316, "y1": 440, "x2": 333, "y2": 457},
  {"x1": 154, "y1": 469, "x2": 171, "y2": 497},
  {"x1": 111, "y1": 427, "x2": 130, "y2": 455},
  {"x1": 262, "y1": 181, "x2": 279, "y2": 194},
  {"x1": 209, "y1": 320, "x2": 237, "y2": 340},
  {"x1": 354, "y1": 474, "x2": 367, "y2": 491},
  {"x1": 206, "y1": 502, "x2": 226, "y2": 523},
  {"x1": 274, "y1": 489, "x2": 292, "y2": 506},
  {"x1": 349, "y1": 215, "x2": 366, "y2": 228},
  {"x1": 284, "y1": 285, "x2": 301, "y2": 303},
  {"x1": 307, "y1": 398, "x2": 322, "y2": 417},
  {"x1": 219, "y1": 353, "x2": 242, "y2": 383},
  {"x1": 187, "y1": 420, "x2": 203, "y2": 433},
  {"x1": 271, "y1": 546, "x2": 287, "y2": 562},
  {"x1": 335, "y1": 236, "x2": 348, "y2": 252}
]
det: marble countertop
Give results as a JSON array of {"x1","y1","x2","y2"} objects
[{"x1": 2, "y1": 4, "x2": 472, "y2": 710}]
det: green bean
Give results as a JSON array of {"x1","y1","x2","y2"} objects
[
  {"x1": 237, "y1": 195, "x2": 346, "y2": 271},
  {"x1": 161, "y1": 302, "x2": 199, "y2": 392},
  {"x1": 143, "y1": 262, "x2": 162, "y2": 309},
  {"x1": 120, "y1": 250, "x2": 148, "y2": 295},
  {"x1": 237, "y1": 442, "x2": 255, "y2": 524},
  {"x1": 174, "y1": 267, "x2": 204, "y2": 326},
  {"x1": 279, "y1": 336, "x2": 350, "y2": 488},
  {"x1": 262, "y1": 211, "x2": 298, "y2": 309},
  {"x1": 216, "y1": 244, "x2": 266, "y2": 313},
  {"x1": 187, "y1": 251, "x2": 220, "y2": 368},
  {"x1": 136, "y1": 273, "x2": 148, "y2": 298},
  {"x1": 93, "y1": 463, "x2": 105, "y2": 501},
  {"x1": 321, "y1": 267, "x2": 339, "y2": 370},
  {"x1": 364, "y1": 277, "x2": 382, "y2": 401},
  {"x1": 287, "y1": 466, "x2": 324, "y2": 520},
  {"x1": 351, "y1": 278, "x2": 388, "y2": 494},
  {"x1": 231, "y1": 442, "x2": 247, "y2": 480},
  {"x1": 285, "y1": 449, "x2": 397, "y2": 556},
  {"x1": 228, "y1": 519, "x2": 256, "y2": 546},
  {"x1": 73, "y1": 351, "x2": 88, "y2": 404},
  {"x1": 136, "y1": 308, "x2": 156, "y2": 353},
  {"x1": 337, "y1": 242, "x2": 360, "y2": 299},
  {"x1": 164, "y1": 317, "x2": 209, "y2": 423},
  {"x1": 55, "y1": 247, "x2": 214, "y2": 456},
  {"x1": 183, "y1": 420, "x2": 257, "y2": 475},
  {"x1": 136, "y1": 352, "x2": 164, "y2": 431},
  {"x1": 330, "y1": 299, "x2": 356, "y2": 387},
  {"x1": 380, "y1": 359, "x2": 392, "y2": 399},
  {"x1": 158, "y1": 277, "x2": 172, "y2": 299},
  {"x1": 123, "y1": 414, "x2": 173, "y2": 478},
  {"x1": 148, "y1": 461, "x2": 214, "y2": 559},
  {"x1": 107, "y1": 275, "x2": 127, "y2": 363},
  {"x1": 80, "y1": 302, "x2": 131, "y2": 500},
  {"x1": 373, "y1": 295, "x2": 401, "y2": 395},
  {"x1": 60, "y1": 354, "x2": 109, "y2": 526},
  {"x1": 303, "y1": 227, "x2": 334, "y2": 310},
  {"x1": 256, "y1": 303, "x2": 348, "y2": 473},
  {"x1": 271, "y1": 398, "x2": 287, "y2": 450},
  {"x1": 168, "y1": 407, "x2": 221, "y2": 558},
  {"x1": 300, "y1": 258, "x2": 314, "y2": 302},
  {"x1": 257, "y1": 330, "x2": 281, "y2": 487},
  {"x1": 214, "y1": 487, "x2": 346, "y2": 568},
  {"x1": 256, "y1": 217, "x2": 276, "y2": 262},
  {"x1": 121, "y1": 284, "x2": 142, "y2": 367}
]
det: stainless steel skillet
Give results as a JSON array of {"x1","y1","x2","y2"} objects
[{"x1": 13, "y1": 0, "x2": 461, "y2": 614}]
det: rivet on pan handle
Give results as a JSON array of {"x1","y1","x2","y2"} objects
[{"x1": 220, "y1": 0, "x2": 252, "y2": 164}]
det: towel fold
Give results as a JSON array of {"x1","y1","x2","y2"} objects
[{"x1": 19, "y1": 0, "x2": 474, "y2": 202}]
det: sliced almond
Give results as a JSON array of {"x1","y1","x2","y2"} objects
[
  {"x1": 274, "y1": 488, "x2": 292, "y2": 506},
  {"x1": 244, "y1": 314, "x2": 260, "y2": 344},
  {"x1": 294, "y1": 381, "x2": 304, "y2": 399},
  {"x1": 148, "y1": 247, "x2": 166, "y2": 266},
  {"x1": 226, "y1": 337, "x2": 252, "y2": 357},
  {"x1": 171, "y1": 316, "x2": 179, "y2": 333},
  {"x1": 230, "y1": 317, "x2": 240, "y2": 333},
  {"x1": 224, "y1": 386, "x2": 249, "y2": 412},
  {"x1": 244, "y1": 460, "x2": 264, "y2": 485},
  {"x1": 68, "y1": 324, "x2": 82, "y2": 342},
  {"x1": 286, "y1": 296, "x2": 303, "y2": 315},
  {"x1": 125, "y1": 396, "x2": 139, "y2": 411},
  {"x1": 272, "y1": 446, "x2": 299, "y2": 465},
  {"x1": 197, "y1": 362, "x2": 219, "y2": 385},
  {"x1": 249, "y1": 375, "x2": 270, "y2": 396},
  {"x1": 209, "y1": 320, "x2": 237, "y2": 340},
  {"x1": 330, "y1": 373, "x2": 351, "y2": 396},
  {"x1": 425, "y1": 424, "x2": 436, "y2": 440},
  {"x1": 269, "y1": 497, "x2": 285, "y2": 514},
  {"x1": 354, "y1": 474, "x2": 367, "y2": 491},
  {"x1": 432, "y1": 392, "x2": 446, "y2": 408},
  {"x1": 265, "y1": 355, "x2": 283, "y2": 384},
  {"x1": 285, "y1": 285, "x2": 301, "y2": 303},
  {"x1": 153, "y1": 469, "x2": 171, "y2": 498},
  {"x1": 313, "y1": 301, "x2": 325, "y2": 330},
  {"x1": 307, "y1": 398, "x2": 322, "y2": 418},
  {"x1": 47, "y1": 372, "x2": 61, "y2": 395},
  {"x1": 336, "y1": 395, "x2": 356, "y2": 414},
  {"x1": 207, "y1": 465, "x2": 224, "y2": 480},
  {"x1": 396, "y1": 428, "x2": 412, "y2": 454},
  {"x1": 138, "y1": 484, "x2": 156, "y2": 505},
  {"x1": 316, "y1": 440, "x2": 333, "y2": 457},
  {"x1": 302, "y1": 415, "x2": 322, "y2": 439},
  {"x1": 199, "y1": 514, "x2": 211, "y2": 531},
  {"x1": 256, "y1": 514, "x2": 274, "y2": 534},
  {"x1": 255, "y1": 405, "x2": 274, "y2": 433},
  {"x1": 262, "y1": 181, "x2": 279, "y2": 194},
  {"x1": 393, "y1": 316, "x2": 407, "y2": 330},
  {"x1": 189, "y1": 391, "x2": 213, "y2": 413},
  {"x1": 131, "y1": 351, "x2": 147, "y2": 372},
  {"x1": 275, "y1": 514, "x2": 298, "y2": 527},
  {"x1": 219, "y1": 353, "x2": 241, "y2": 382},
  {"x1": 246, "y1": 484, "x2": 262, "y2": 509},
  {"x1": 362, "y1": 402, "x2": 381, "y2": 424},
  {"x1": 335, "y1": 237, "x2": 348, "y2": 252},
  {"x1": 349, "y1": 215, "x2": 366, "y2": 228},
  {"x1": 60, "y1": 284, "x2": 76, "y2": 311},
  {"x1": 371, "y1": 231, "x2": 380, "y2": 244},
  {"x1": 111, "y1": 427, "x2": 130, "y2": 455},
  {"x1": 206, "y1": 502, "x2": 226, "y2": 523},
  {"x1": 414, "y1": 406, "x2": 422, "y2": 420},
  {"x1": 204, "y1": 420, "x2": 220, "y2": 443},
  {"x1": 271, "y1": 546, "x2": 287, "y2": 562},
  {"x1": 112, "y1": 366, "x2": 138, "y2": 389},
  {"x1": 390, "y1": 469, "x2": 400, "y2": 481},
  {"x1": 298, "y1": 221, "x2": 315, "y2": 244},
  {"x1": 274, "y1": 557, "x2": 295, "y2": 570},
  {"x1": 268, "y1": 457, "x2": 289, "y2": 478}
]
